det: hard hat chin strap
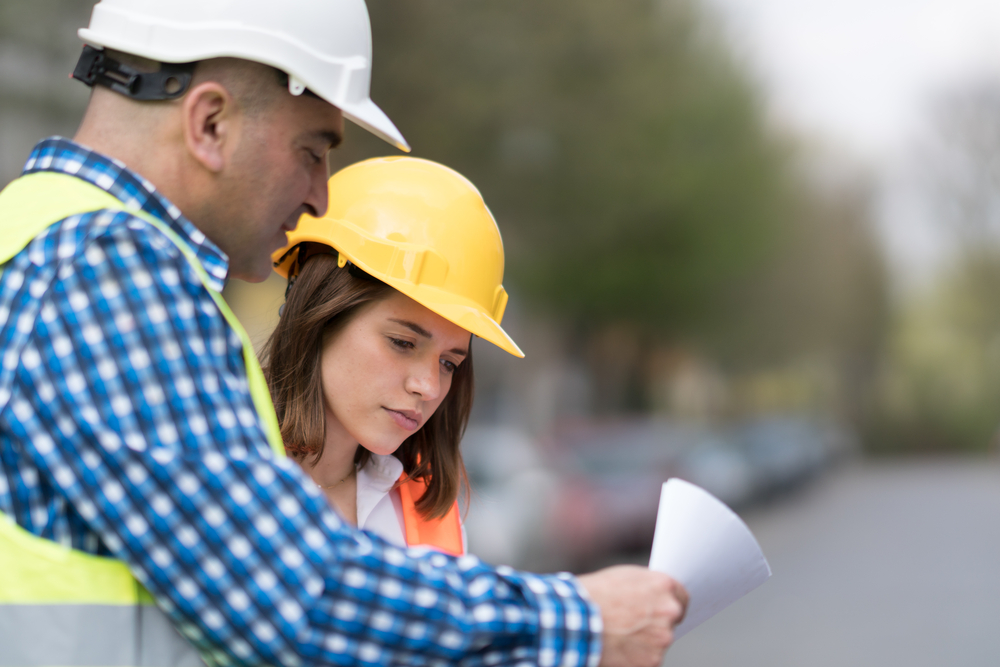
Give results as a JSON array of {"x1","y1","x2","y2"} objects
[{"x1": 72, "y1": 45, "x2": 194, "y2": 101}]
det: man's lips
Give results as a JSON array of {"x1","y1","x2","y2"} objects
[{"x1": 385, "y1": 407, "x2": 420, "y2": 431}]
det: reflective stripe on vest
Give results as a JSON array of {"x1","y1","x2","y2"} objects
[
  {"x1": 0, "y1": 172, "x2": 287, "y2": 666},
  {"x1": 398, "y1": 476, "x2": 464, "y2": 556},
  {"x1": 0, "y1": 513, "x2": 203, "y2": 667}
]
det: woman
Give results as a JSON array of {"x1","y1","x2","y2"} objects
[{"x1": 263, "y1": 156, "x2": 522, "y2": 555}]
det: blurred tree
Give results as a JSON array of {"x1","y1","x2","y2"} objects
[
  {"x1": 344, "y1": 0, "x2": 794, "y2": 334},
  {"x1": 716, "y1": 165, "x2": 889, "y2": 424},
  {"x1": 873, "y1": 79, "x2": 1000, "y2": 452},
  {"x1": 336, "y1": 0, "x2": 888, "y2": 415},
  {"x1": 924, "y1": 82, "x2": 1000, "y2": 254}
]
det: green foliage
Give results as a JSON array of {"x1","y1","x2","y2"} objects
[
  {"x1": 714, "y1": 177, "x2": 888, "y2": 367},
  {"x1": 869, "y1": 79, "x2": 1000, "y2": 453},
  {"x1": 338, "y1": 0, "x2": 798, "y2": 334},
  {"x1": 872, "y1": 255, "x2": 1000, "y2": 453},
  {"x1": 332, "y1": 0, "x2": 890, "y2": 419}
]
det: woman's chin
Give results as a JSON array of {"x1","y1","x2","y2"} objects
[{"x1": 357, "y1": 436, "x2": 407, "y2": 458}]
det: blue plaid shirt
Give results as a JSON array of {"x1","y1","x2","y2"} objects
[{"x1": 0, "y1": 138, "x2": 602, "y2": 667}]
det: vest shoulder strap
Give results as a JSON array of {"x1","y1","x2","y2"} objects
[
  {"x1": 397, "y1": 476, "x2": 464, "y2": 556},
  {"x1": 0, "y1": 172, "x2": 123, "y2": 266},
  {"x1": 0, "y1": 172, "x2": 285, "y2": 457}
]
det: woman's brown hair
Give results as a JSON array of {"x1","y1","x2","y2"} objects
[{"x1": 262, "y1": 250, "x2": 473, "y2": 519}]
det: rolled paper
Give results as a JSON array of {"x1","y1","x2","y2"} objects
[{"x1": 648, "y1": 478, "x2": 771, "y2": 638}]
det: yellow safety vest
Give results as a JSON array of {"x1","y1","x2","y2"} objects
[{"x1": 0, "y1": 172, "x2": 285, "y2": 667}]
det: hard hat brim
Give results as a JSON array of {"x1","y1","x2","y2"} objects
[
  {"x1": 338, "y1": 98, "x2": 410, "y2": 153},
  {"x1": 272, "y1": 239, "x2": 523, "y2": 358},
  {"x1": 386, "y1": 283, "x2": 525, "y2": 359}
]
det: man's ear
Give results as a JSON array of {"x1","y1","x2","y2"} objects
[{"x1": 182, "y1": 82, "x2": 240, "y2": 174}]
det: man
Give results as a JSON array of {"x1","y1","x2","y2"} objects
[{"x1": 0, "y1": 2, "x2": 687, "y2": 666}]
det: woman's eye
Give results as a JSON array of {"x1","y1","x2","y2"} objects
[
  {"x1": 390, "y1": 337, "x2": 414, "y2": 350},
  {"x1": 440, "y1": 358, "x2": 457, "y2": 373}
]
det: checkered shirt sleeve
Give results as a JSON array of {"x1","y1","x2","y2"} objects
[{"x1": 0, "y1": 138, "x2": 603, "y2": 667}]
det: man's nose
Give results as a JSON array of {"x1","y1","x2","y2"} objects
[{"x1": 304, "y1": 160, "x2": 330, "y2": 218}]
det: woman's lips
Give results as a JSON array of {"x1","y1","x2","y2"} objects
[{"x1": 385, "y1": 407, "x2": 420, "y2": 431}]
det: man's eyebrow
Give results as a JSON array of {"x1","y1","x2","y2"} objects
[
  {"x1": 307, "y1": 129, "x2": 343, "y2": 150},
  {"x1": 389, "y1": 318, "x2": 469, "y2": 356}
]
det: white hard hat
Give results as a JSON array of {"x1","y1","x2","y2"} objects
[{"x1": 77, "y1": 0, "x2": 409, "y2": 152}]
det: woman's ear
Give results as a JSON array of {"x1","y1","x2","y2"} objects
[{"x1": 182, "y1": 81, "x2": 240, "y2": 173}]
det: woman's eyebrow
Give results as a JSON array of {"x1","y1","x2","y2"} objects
[
  {"x1": 389, "y1": 318, "x2": 432, "y2": 338},
  {"x1": 389, "y1": 318, "x2": 469, "y2": 356}
]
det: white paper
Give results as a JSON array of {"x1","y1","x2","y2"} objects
[{"x1": 648, "y1": 478, "x2": 771, "y2": 638}]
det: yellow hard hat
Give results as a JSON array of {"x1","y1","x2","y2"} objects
[{"x1": 273, "y1": 156, "x2": 523, "y2": 358}]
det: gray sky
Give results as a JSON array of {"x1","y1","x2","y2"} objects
[
  {"x1": 707, "y1": 0, "x2": 1000, "y2": 163},
  {"x1": 704, "y1": 0, "x2": 1000, "y2": 289}
]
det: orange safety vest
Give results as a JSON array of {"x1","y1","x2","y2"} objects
[{"x1": 397, "y1": 476, "x2": 464, "y2": 556}]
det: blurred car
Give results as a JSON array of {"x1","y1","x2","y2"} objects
[
  {"x1": 461, "y1": 425, "x2": 561, "y2": 570},
  {"x1": 734, "y1": 414, "x2": 857, "y2": 497},
  {"x1": 674, "y1": 432, "x2": 758, "y2": 508},
  {"x1": 462, "y1": 415, "x2": 855, "y2": 571},
  {"x1": 543, "y1": 420, "x2": 713, "y2": 568}
]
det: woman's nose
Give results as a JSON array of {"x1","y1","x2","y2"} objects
[{"x1": 405, "y1": 359, "x2": 441, "y2": 400}]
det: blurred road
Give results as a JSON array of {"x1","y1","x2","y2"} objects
[{"x1": 657, "y1": 458, "x2": 1000, "y2": 667}]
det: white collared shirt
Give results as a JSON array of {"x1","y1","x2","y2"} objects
[
  {"x1": 355, "y1": 453, "x2": 408, "y2": 547},
  {"x1": 355, "y1": 453, "x2": 467, "y2": 553}
]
